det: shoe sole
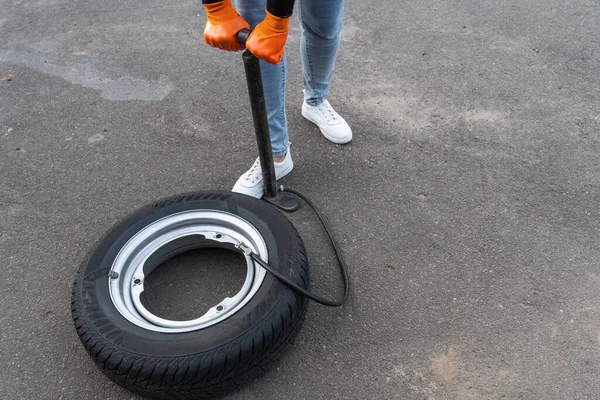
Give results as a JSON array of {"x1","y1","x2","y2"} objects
[{"x1": 301, "y1": 108, "x2": 352, "y2": 144}]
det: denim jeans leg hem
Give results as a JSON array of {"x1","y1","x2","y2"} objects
[
  {"x1": 272, "y1": 147, "x2": 287, "y2": 157},
  {"x1": 305, "y1": 97, "x2": 324, "y2": 106}
]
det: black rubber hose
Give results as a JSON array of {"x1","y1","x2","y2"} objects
[{"x1": 250, "y1": 186, "x2": 349, "y2": 307}]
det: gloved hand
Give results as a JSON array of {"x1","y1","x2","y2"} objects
[
  {"x1": 246, "y1": 10, "x2": 290, "y2": 64},
  {"x1": 203, "y1": 0, "x2": 250, "y2": 51}
]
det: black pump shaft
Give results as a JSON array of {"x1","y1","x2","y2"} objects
[{"x1": 237, "y1": 29, "x2": 278, "y2": 199}]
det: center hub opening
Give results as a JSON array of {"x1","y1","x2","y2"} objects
[{"x1": 140, "y1": 247, "x2": 247, "y2": 322}]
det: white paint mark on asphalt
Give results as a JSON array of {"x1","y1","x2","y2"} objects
[
  {"x1": 0, "y1": 48, "x2": 173, "y2": 101},
  {"x1": 87, "y1": 133, "x2": 105, "y2": 144},
  {"x1": 431, "y1": 348, "x2": 460, "y2": 382},
  {"x1": 463, "y1": 109, "x2": 506, "y2": 123}
]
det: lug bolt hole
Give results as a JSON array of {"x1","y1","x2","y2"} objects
[
  {"x1": 133, "y1": 278, "x2": 141, "y2": 285},
  {"x1": 216, "y1": 305, "x2": 224, "y2": 312},
  {"x1": 216, "y1": 234, "x2": 223, "y2": 239}
]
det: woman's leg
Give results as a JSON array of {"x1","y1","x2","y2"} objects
[
  {"x1": 234, "y1": 0, "x2": 288, "y2": 157},
  {"x1": 298, "y1": 0, "x2": 351, "y2": 144},
  {"x1": 298, "y1": 0, "x2": 344, "y2": 106}
]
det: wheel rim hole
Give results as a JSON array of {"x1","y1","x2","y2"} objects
[{"x1": 140, "y1": 247, "x2": 247, "y2": 322}]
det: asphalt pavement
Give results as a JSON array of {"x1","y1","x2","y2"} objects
[{"x1": 1, "y1": 0, "x2": 600, "y2": 399}]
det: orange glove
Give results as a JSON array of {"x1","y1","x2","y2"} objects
[
  {"x1": 246, "y1": 10, "x2": 290, "y2": 65},
  {"x1": 203, "y1": 0, "x2": 250, "y2": 51}
]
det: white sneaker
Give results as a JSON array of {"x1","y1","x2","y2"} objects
[
  {"x1": 301, "y1": 99, "x2": 352, "y2": 144},
  {"x1": 232, "y1": 148, "x2": 294, "y2": 199}
]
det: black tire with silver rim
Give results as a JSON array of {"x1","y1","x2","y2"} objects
[{"x1": 71, "y1": 191, "x2": 309, "y2": 399}]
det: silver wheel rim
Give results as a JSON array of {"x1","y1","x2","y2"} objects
[{"x1": 108, "y1": 209, "x2": 267, "y2": 333}]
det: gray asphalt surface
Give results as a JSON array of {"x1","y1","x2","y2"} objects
[{"x1": 1, "y1": 0, "x2": 600, "y2": 399}]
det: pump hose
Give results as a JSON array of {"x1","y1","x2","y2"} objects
[{"x1": 248, "y1": 186, "x2": 349, "y2": 307}]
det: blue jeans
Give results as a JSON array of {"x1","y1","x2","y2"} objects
[{"x1": 234, "y1": 0, "x2": 344, "y2": 156}]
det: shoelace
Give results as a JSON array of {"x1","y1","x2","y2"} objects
[
  {"x1": 243, "y1": 159, "x2": 262, "y2": 185},
  {"x1": 316, "y1": 100, "x2": 339, "y2": 124}
]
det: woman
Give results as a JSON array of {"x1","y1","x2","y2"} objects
[{"x1": 202, "y1": 0, "x2": 352, "y2": 198}]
